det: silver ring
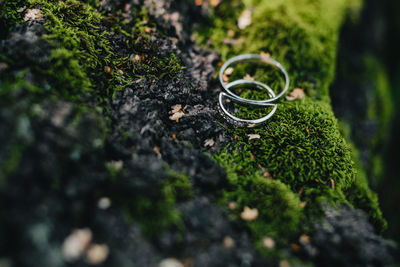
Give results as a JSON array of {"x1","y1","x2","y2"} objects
[
  {"x1": 218, "y1": 80, "x2": 278, "y2": 128},
  {"x1": 219, "y1": 54, "x2": 289, "y2": 105}
]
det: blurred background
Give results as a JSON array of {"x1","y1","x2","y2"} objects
[{"x1": 330, "y1": 0, "x2": 400, "y2": 246}]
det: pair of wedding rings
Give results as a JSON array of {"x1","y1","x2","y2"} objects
[{"x1": 217, "y1": 54, "x2": 290, "y2": 127}]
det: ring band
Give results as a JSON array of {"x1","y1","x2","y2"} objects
[
  {"x1": 219, "y1": 54, "x2": 289, "y2": 105},
  {"x1": 218, "y1": 80, "x2": 278, "y2": 128}
]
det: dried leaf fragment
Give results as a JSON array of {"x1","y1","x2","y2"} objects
[
  {"x1": 330, "y1": 178, "x2": 335, "y2": 190},
  {"x1": 286, "y1": 88, "x2": 305, "y2": 101},
  {"x1": 169, "y1": 104, "x2": 183, "y2": 114},
  {"x1": 144, "y1": 26, "x2": 151, "y2": 33},
  {"x1": 153, "y1": 146, "x2": 161, "y2": 157},
  {"x1": 290, "y1": 243, "x2": 301, "y2": 252},
  {"x1": 243, "y1": 74, "x2": 255, "y2": 81},
  {"x1": 210, "y1": 0, "x2": 221, "y2": 7},
  {"x1": 62, "y1": 228, "x2": 93, "y2": 262},
  {"x1": 238, "y1": 9, "x2": 252, "y2": 29},
  {"x1": 223, "y1": 38, "x2": 245, "y2": 46},
  {"x1": 227, "y1": 29, "x2": 235, "y2": 37},
  {"x1": 104, "y1": 66, "x2": 111, "y2": 74},
  {"x1": 204, "y1": 138, "x2": 215, "y2": 147},
  {"x1": 299, "y1": 234, "x2": 311, "y2": 245},
  {"x1": 159, "y1": 258, "x2": 184, "y2": 267},
  {"x1": 224, "y1": 67, "x2": 234, "y2": 76},
  {"x1": 223, "y1": 236, "x2": 235, "y2": 248},
  {"x1": 170, "y1": 105, "x2": 183, "y2": 114},
  {"x1": 222, "y1": 74, "x2": 229, "y2": 84},
  {"x1": 240, "y1": 206, "x2": 259, "y2": 221},
  {"x1": 260, "y1": 51, "x2": 271, "y2": 58},
  {"x1": 86, "y1": 244, "x2": 109, "y2": 265},
  {"x1": 169, "y1": 104, "x2": 185, "y2": 122},
  {"x1": 24, "y1": 8, "x2": 42, "y2": 21},
  {"x1": 280, "y1": 260, "x2": 291, "y2": 267},
  {"x1": 97, "y1": 197, "x2": 111, "y2": 210},
  {"x1": 263, "y1": 237, "x2": 275, "y2": 249},
  {"x1": 248, "y1": 134, "x2": 260, "y2": 140},
  {"x1": 106, "y1": 160, "x2": 123, "y2": 172}
]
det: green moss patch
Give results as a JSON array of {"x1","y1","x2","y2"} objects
[{"x1": 195, "y1": 0, "x2": 386, "y2": 246}]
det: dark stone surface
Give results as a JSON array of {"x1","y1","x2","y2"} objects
[{"x1": 310, "y1": 204, "x2": 397, "y2": 267}]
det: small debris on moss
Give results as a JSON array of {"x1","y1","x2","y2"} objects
[
  {"x1": 222, "y1": 73, "x2": 229, "y2": 83},
  {"x1": 97, "y1": 197, "x2": 111, "y2": 210},
  {"x1": 290, "y1": 243, "x2": 301, "y2": 252},
  {"x1": 227, "y1": 29, "x2": 235, "y2": 37},
  {"x1": 106, "y1": 160, "x2": 124, "y2": 172},
  {"x1": 238, "y1": 9, "x2": 252, "y2": 30},
  {"x1": 210, "y1": 0, "x2": 221, "y2": 7},
  {"x1": 223, "y1": 236, "x2": 235, "y2": 248},
  {"x1": 286, "y1": 88, "x2": 306, "y2": 101},
  {"x1": 262, "y1": 237, "x2": 275, "y2": 249},
  {"x1": 86, "y1": 244, "x2": 109, "y2": 265},
  {"x1": 243, "y1": 74, "x2": 255, "y2": 81},
  {"x1": 330, "y1": 178, "x2": 335, "y2": 190},
  {"x1": 260, "y1": 51, "x2": 271, "y2": 58},
  {"x1": 224, "y1": 67, "x2": 234, "y2": 76},
  {"x1": 169, "y1": 111, "x2": 184, "y2": 122},
  {"x1": 279, "y1": 260, "x2": 291, "y2": 267},
  {"x1": 240, "y1": 206, "x2": 259, "y2": 221},
  {"x1": 62, "y1": 228, "x2": 93, "y2": 262},
  {"x1": 0, "y1": 62, "x2": 8, "y2": 72},
  {"x1": 153, "y1": 146, "x2": 161, "y2": 157},
  {"x1": 248, "y1": 134, "x2": 260, "y2": 140},
  {"x1": 222, "y1": 38, "x2": 245, "y2": 46},
  {"x1": 24, "y1": 8, "x2": 42, "y2": 21},
  {"x1": 299, "y1": 202, "x2": 307, "y2": 209},
  {"x1": 228, "y1": 202, "x2": 237, "y2": 210},
  {"x1": 104, "y1": 66, "x2": 111, "y2": 74},
  {"x1": 299, "y1": 234, "x2": 311, "y2": 245},
  {"x1": 158, "y1": 258, "x2": 184, "y2": 267},
  {"x1": 204, "y1": 138, "x2": 215, "y2": 147},
  {"x1": 169, "y1": 104, "x2": 183, "y2": 114}
]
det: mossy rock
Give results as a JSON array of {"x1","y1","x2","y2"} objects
[{"x1": 0, "y1": 0, "x2": 396, "y2": 266}]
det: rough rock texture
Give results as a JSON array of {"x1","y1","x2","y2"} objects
[
  {"x1": 306, "y1": 204, "x2": 397, "y2": 267},
  {"x1": 0, "y1": 0, "x2": 397, "y2": 266}
]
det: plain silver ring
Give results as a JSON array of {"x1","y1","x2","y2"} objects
[
  {"x1": 218, "y1": 80, "x2": 278, "y2": 127},
  {"x1": 219, "y1": 54, "x2": 289, "y2": 104}
]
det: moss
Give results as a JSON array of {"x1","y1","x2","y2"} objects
[
  {"x1": 194, "y1": 0, "x2": 386, "y2": 246},
  {"x1": 0, "y1": 143, "x2": 24, "y2": 187},
  {"x1": 214, "y1": 99, "x2": 360, "y2": 240},
  {"x1": 1, "y1": 0, "x2": 187, "y2": 240},
  {"x1": 119, "y1": 168, "x2": 192, "y2": 238},
  {"x1": 363, "y1": 55, "x2": 393, "y2": 186},
  {"x1": 196, "y1": 0, "x2": 362, "y2": 99},
  {"x1": 1, "y1": 0, "x2": 184, "y2": 101},
  {"x1": 0, "y1": 0, "x2": 25, "y2": 37},
  {"x1": 345, "y1": 141, "x2": 387, "y2": 231}
]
